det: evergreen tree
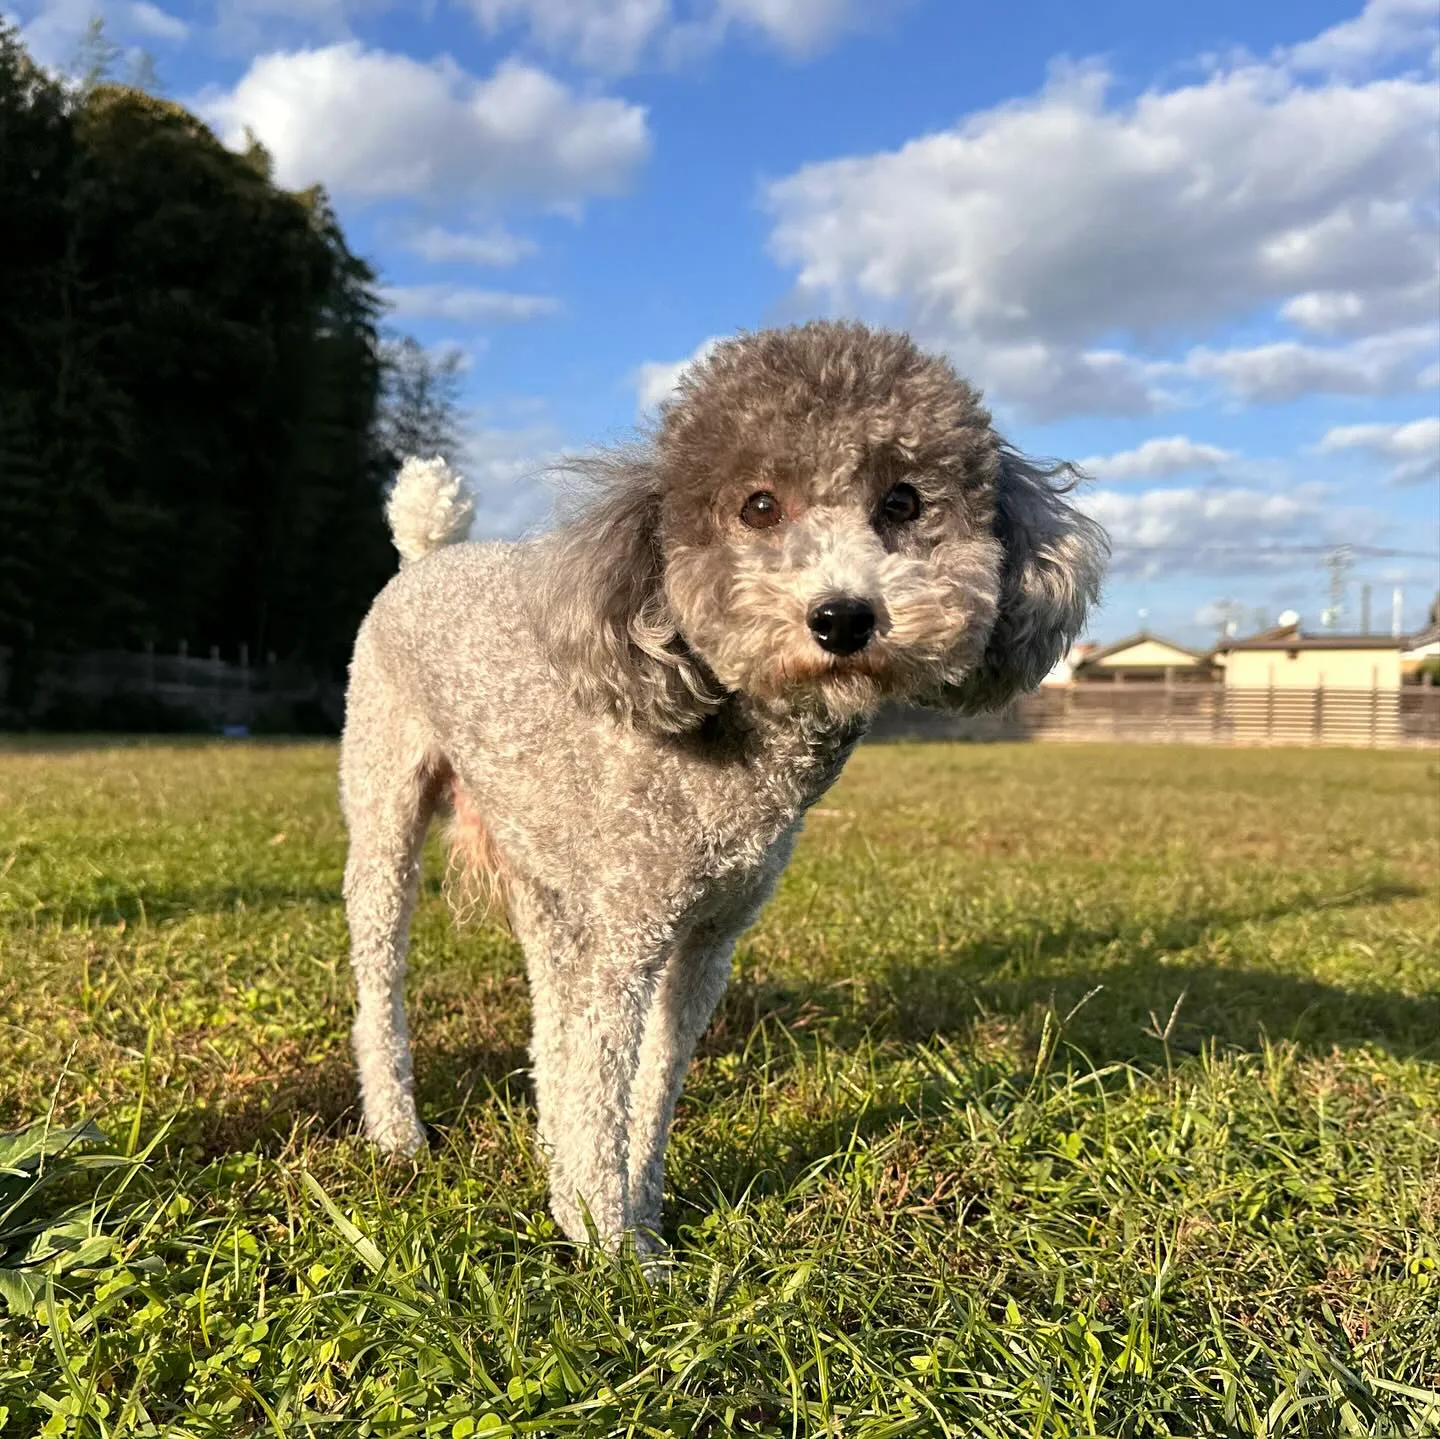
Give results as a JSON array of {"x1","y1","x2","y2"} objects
[
  {"x1": 0, "y1": 20, "x2": 395, "y2": 717},
  {"x1": 377, "y1": 335, "x2": 466, "y2": 473}
]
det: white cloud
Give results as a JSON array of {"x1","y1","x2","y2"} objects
[
  {"x1": 973, "y1": 342, "x2": 1167, "y2": 422},
  {"x1": 1084, "y1": 483, "x2": 1373, "y2": 579},
  {"x1": 405, "y1": 225, "x2": 538, "y2": 267},
  {"x1": 1081, "y1": 437, "x2": 1236, "y2": 483},
  {"x1": 208, "y1": 0, "x2": 361, "y2": 50},
  {"x1": 383, "y1": 285, "x2": 561, "y2": 323},
  {"x1": 199, "y1": 0, "x2": 874, "y2": 68},
  {"x1": 17, "y1": 0, "x2": 99, "y2": 64},
  {"x1": 1284, "y1": 0, "x2": 1439, "y2": 76},
  {"x1": 465, "y1": 0, "x2": 668, "y2": 71},
  {"x1": 1317, "y1": 415, "x2": 1440, "y2": 486},
  {"x1": 764, "y1": 3, "x2": 1438, "y2": 417},
  {"x1": 463, "y1": 0, "x2": 872, "y2": 72},
  {"x1": 1180, "y1": 326, "x2": 1437, "y2": 404},
  {"x1": 18, "y1": 0, "x2": 196, "y2": 59},
  {"x1": 767, "y1": 62, "x2": 1435, "y2": 345},
  {"x1": 456, "y1": 424, "x2": 565, "y2": 538},
  {"x1": 713, "y1": 0, "x2": 861, "y2": 53},
  {"x1": 127, "y1": 2, "x2": 188, "y2": 41},
  {"x1": 1280, "y1": 277, "x2": 1439, "y2": 339},
  {"x1": 634, "y1": 336, "x2": 722, "y2": 413},
  {"x1": 1193, "y1": 600, "x2": 1238, "y2": 631},
  {"x1": 198, "y1": 45, "x2": 650, "y2": 206}
]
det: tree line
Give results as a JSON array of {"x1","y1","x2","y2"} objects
[{"x1": 0, "y1": 21, "x2": 461, "y2": 723}]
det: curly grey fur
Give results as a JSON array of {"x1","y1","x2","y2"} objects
[
  {"x1": 932, "y1": 448, "x2": 1108, "y2": 712},
  {"x1": 534, "y1": 454, "x2": 724, "y2": 734},
  {"x1": 339, "y1": 320, "x2": 1108, "y2": 1258}
]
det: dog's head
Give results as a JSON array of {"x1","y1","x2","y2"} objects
[{"x1": 539, "y1": 322, "x2": 1108, "y2": 732}]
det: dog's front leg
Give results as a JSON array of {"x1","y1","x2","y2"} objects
[
  {"x1": 627, "y1": 854, "x2": 795, "y2": 1245},
  {"x1": 530, "y1": 939, "x2": 666, "y2": 1253},
  {"x1": 625, "y1": 932, "x2": 737, "y2": 1246}
]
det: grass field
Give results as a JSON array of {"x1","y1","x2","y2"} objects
[{"x1": 0, "y1": 739, "x2": 1437, "y2": 1437}]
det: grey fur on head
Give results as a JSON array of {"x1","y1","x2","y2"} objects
[{"x1": 338, "y1": 320, "x2": 1108, "y2": 1265}]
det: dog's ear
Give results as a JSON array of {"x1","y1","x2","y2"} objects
[
  {"x1": 536, "y1": 457, "x2": 721, "y2": 734},
  {"x1": 939, "y1": 447, "x2": 1108, "y2": 712}
]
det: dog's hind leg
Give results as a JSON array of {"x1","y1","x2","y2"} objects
[{"x1": 340, "y1": 662, "x2": 444, "y2": 1157}]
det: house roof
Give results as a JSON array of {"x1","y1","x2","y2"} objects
[
  {"x1": 1220, "y1": 631, "x2": 1419, "y2": 652},
  {"x1": 1076, "y1": 631, "x2": 1213, "y2": 666},
  {"x1": 1403, "y1": 621, "x2": 1440, "y2": 654},
  {"x1": 1209, "y1": 622, "x2": 1300, "y2": 656}
]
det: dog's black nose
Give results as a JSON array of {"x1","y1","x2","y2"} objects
[{"x1": 808, "y1": 597, "x2": 876, "y2": 656}]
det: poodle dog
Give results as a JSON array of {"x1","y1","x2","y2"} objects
[{"x1": 339, "y1": 321, "x2": 1107, "y2": 1257}]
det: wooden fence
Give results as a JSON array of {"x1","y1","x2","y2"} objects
[
  {"x1": 0, "y1": 646, "x2": 343, "y2": 733},
  {"x1": 874, "y1": 683, "x2": 1440, "y2": 749},
  {"x1": 5, "y1": 646, "x2": 1439, "y2": 747}
]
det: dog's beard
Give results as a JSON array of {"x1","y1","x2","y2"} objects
[
  {"x1": 666, "y1": 528, "x2": 1002, "y2": 722},
  {"x1": 750, "y1": 643, "x2": 888, "y2": 722},
  {"x1": 739, "y1": 628, "x2": 978, "y2": 723},
  {"x1": 685, "y1": 577, "x2": 998, "y2": 723}
]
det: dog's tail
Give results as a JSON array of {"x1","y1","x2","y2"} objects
[{"x1": 384, "y1": 456, "x2": 475, "y2": 564}]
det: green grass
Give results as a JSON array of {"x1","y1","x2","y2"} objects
[{"x1": 0, "y1": 739, "x2": 1437, "y2": 1437}]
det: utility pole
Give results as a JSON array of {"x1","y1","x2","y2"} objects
[
  {"x1": 1360, "y1": 583, "x2": 1372, "y2": 634},
  {"x1": 1212, "y1": 598, "x2": 1242, "y2": 646}
]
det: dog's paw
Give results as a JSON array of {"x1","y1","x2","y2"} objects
[
  {"x1": 639, "y1": 1251, "x2": 676, "y2": 1290},
  {"x1": 366, "y1": 1114, "x2": 429, "y2": 1160},
  {"x1": 633, "y1": 1229, "x2": 675, "y2": 1289}
]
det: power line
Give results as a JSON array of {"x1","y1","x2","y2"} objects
[{"x1": 1107, "y1": 543, "x2": 1438, "y2": 560}]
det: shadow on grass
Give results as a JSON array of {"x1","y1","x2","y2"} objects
[
  {"x1": 0, "y1": 881, "x2": 345, "y2": 931},
  {"x1": 188, "y1": 1030, "x2": 533, "y2": 1158},
  {"x1": 9, "y1": 872, "x2": 462, "y2": 933},
  {"x1": 880, "y1": 956, "x2": 1439, "y2": 1059},
  {"x1": 715, "y1": 876, "x2": 1437, "y2": 1063},
  {"x1": 0, "y1": 735, "x2": 335, "y2": 754},
  {"x1": 183, "y1": 875, "x2": 1435, "y2": 1168}
]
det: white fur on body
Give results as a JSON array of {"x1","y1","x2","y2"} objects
[{"x1": 340, "y1": 323, "x2": 1106, "y2": 1257}]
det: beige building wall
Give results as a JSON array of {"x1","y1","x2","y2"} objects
[{"x1": 1225, "y1": 647, "x2": 1402, "y2": 690}]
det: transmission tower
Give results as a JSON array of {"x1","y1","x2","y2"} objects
[{"x1": 1322, "y1": 545, "x2": 1353, "y2": 630}]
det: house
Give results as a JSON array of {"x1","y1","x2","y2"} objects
[
  {"x1": 1402, "y1": 623, "x2": 1440, "y2": 682},
  {"x1": 1217, "y1": 632, "x2": 1408, "y2": 691},
  {"x1": 1206, "y1": 627, "x2": 1440, "y2": 744},
  {"x1": 1041, "y1": 641, "x2": 1097, "y2": 686},
  {"x1": 1070, "y1": 632, "x2": 1216, "y2": 685}
]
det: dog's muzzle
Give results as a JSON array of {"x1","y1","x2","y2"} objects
[{"x1": 807, "y1": 596, "x2": 876, "y2": 656}]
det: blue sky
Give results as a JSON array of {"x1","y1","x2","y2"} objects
[{"x1": 12, "y1": 0, "x2": 1440, "y2": 646}]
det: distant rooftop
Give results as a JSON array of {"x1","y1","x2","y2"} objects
[
  {"x1": 1218, "y1": 629, "x2": 1427, "y2": 652},
  {"x1": 1079, "y1": 630, "x2": 1212, "y2": 666}
]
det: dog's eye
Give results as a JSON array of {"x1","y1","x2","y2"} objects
[
  {"x1": 880, "y1": 482, "x2": 922, "y2": 524},
  {"x1": 740, "y1": 491, "x2": 783, "y2": 529}
]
